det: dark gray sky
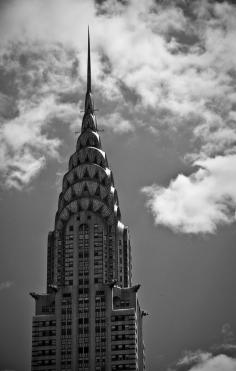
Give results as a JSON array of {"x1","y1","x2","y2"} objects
[{"x1": 1, "y1": 1, "x2": 236, "y2": 370}]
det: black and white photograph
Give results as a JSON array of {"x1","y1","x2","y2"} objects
[{"x1": 0, "y1": 1, "x2": 236, "y2": 370}]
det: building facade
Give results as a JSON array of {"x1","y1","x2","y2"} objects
[{"x1": 31, "y1": 31, "x2": 146, "y2": 371}]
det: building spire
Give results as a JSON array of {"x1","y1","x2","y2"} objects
[
  {"x1": 87, "y1": 26, "x2": 91, "y2": 93},
  {"x1": 82, "y1": 27, "x2": 96, "y2": 132}
]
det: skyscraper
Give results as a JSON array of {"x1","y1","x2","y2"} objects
[{"x1": 31, "y1": 30, "x2": 146, "y2": 371}]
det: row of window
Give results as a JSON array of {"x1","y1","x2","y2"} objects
[
  {"x1": 111, "y1": 354, "x2": 136, "y2": 361},
  {"x1": 32, "y1": 349, "x2": 56, "y2": 356},
  {"x1": 111, "y1": 315, "x2": 135, "y2": 322},
  {"x1": 32, "y1": 360, "x2": 56, "y2": 366},
  {"x1": 111, "y1": 344, "x2": 135, "y2": 351},
  {"x1": 111, "y1": 324, "x2": 136, "y2": 331},
  {"x1": 41, "y1": 305, "x2": 55, "y2": 314},
  {"x1": 32, "y1": 330, "x2": 56, "y2": 337},
  {"x1": 111, "y1": 334, "x2": 135, "y2": 341},
  {"x1": 32, "y1": 339, "x2": 56, "y2": 346},
  {"x1": 33, "y1": 320, "x2": 56, "y2": 327},
  {"x1": 111, "y1": 365, "x2": 136, "y2": 370}
]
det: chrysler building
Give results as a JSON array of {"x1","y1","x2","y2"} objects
[{"x1": 31, "y1": 30, "x2": 146, "y2": 371}]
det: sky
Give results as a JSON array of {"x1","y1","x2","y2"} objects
[{"x1": 0, "y1": 0, "x2": 236, "y2": 370}]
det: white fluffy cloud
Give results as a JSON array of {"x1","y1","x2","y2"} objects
[
  {"x1": 170, "y1": 351, "x2": 236, "y2": 371},
  {"x1": 0, "y1": 97, "x2": 62, "y2": 189},
  {"x1": 167, "y1": 322, "x2": 236, "y2": 370},
  {"x1": 187, "y1": 354, "x2": 236, "y2": 371},
  {"x1": 100, "y1": 112, "x2": 134, "y2": 133},
  {"x1": 142, "y1": 154, "x2": 236, "y2": 234},
  {"x1": 0, "y1": 40, "x2": 82, "y2": 189},
  {"x1": 168, "y1": 337, "x2": 236, "y2": 371}
]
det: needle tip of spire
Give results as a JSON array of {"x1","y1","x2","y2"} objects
[{"x1": 87, "y1": 26, "x2": 91, "y2": 93}]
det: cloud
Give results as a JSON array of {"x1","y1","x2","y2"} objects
[
  {"x1": 186, "y1": 354, "x2": 236, "y2": 371},
  {"x1": 0, "y1": 96, "x2": 62, "y2": 189},
  {"x1": 142, "y1": 154, "x2": 236, "y2": 234},
  {"x1": 168, "y1": 326, "x2": 236, "y2": 371},
  {"x1": 100, "y1": 112, "x2": 134, "y2": 133},
  {"x1": 0, "y1": 40, "x2": 82, "y2": 189},
  {"x1": 169, "y1": 352, "x2": 236, "y2": 371},
  {"x1": 0, "y1": 281, "x2": 13, "y2": 291},
  {"x1": 172, "y1": 350, "x2": 212, "y2": 371}
]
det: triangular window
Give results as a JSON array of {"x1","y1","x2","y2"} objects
[
  {"x1": 95, "y1": 186, "x2": 100, "y2": 197},
  {"x1": 83, "y1": 183, "x2": 89, "y2": 193},
  {"x1": 84, "y1": 168, "x2": 89, "y2": 178},
  {"x1": 94, "y1": 171, "x2": 99, "y2": 180}
]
